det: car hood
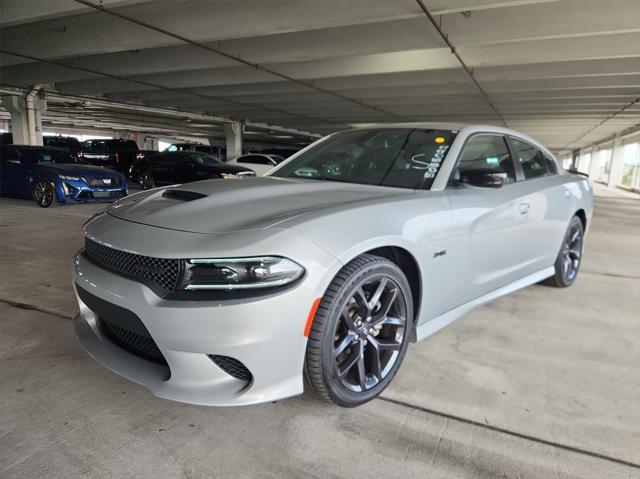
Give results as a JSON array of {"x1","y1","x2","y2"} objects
[
  {"x1": 40, "y1": 163, "x2": 124, "y2": 179},
  {"x1": 107, "y1": 176, "x2": 411, "y2": 233}
]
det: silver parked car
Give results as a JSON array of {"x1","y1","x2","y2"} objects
[
  {"x1": 227, "y1": 153, "x2": 286, "y2": 176},
  {"x1": 73, "y1": 123, "x2": 593, "y2": 407}
]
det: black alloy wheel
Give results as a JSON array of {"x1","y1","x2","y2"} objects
[
  {"x1": 140, "y1": 169, "x2": 155, "y2": 190},
  {"x1": 33, "y1": 179, "x2": 55, "y2": 208},
  {"x1": 305, "y1": 254, "x2": 413, "y2": 407},
  {"x1": 543, "y1": 215, "x2": 584, "y2": 288}
]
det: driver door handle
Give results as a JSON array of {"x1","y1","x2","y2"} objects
[{"x1": 519, "y1": 203, "x2": 530, "y2": 215}]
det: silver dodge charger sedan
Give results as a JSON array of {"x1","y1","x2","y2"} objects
[{"x1": 73, "y1": 123, "x2": 593, "y2": 407}]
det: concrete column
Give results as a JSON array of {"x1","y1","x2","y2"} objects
[
  {"x1": 570, "y1": 150, "x2": 580, "y2": 172},
  {"x1": 607, "y1": 136, "x2": 625, "y2": 189},
  {"x1": 224, "y1": 121, "x2": 243, "y2": 160},
  {"x1": 3, "y1": 95, "x2": 30, "y2": 144},
  {"x1": 587, "y1": 144, "x2": 599, "y2": 180}
]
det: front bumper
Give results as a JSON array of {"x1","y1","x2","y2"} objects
[
  {"x1": 72, "y1": 245, "x2": 335, "y2": 406},
  {"x1": 57, "y1": 179, "x2": 127, "y2": 203}
]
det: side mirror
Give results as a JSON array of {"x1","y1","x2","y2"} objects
[{"x1": 460, "y1": 168, "x2": 506, "y2": 188}]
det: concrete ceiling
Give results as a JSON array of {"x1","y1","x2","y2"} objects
[{"x1": 1, "y1": 0, "x2": 639, "y2": 153}]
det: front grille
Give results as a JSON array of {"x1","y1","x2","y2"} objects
[
  {"x1": 209, "y1": 355, "x2": 252, "y2": 382},
  {"x1": 98, "y1": 316, "x2": 167, "y2": 366},
  {"x1": 88, "y1": 177, "x2": 120, "y2": 187},
  {"x1": 84, "y1": 238, "x2": 180, "y2": 295}
]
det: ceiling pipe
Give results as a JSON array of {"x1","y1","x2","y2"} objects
[
  {"x1": 25, "y1": 84, "x2": 43, "y2": 145},
  {"x1": 414, "y1": 0, "x2": 507, "y2": 127},
  {"x1": 72, "y1": 0, "x2": 411, "y2": 122},
  {"x1": 0, "y1": 84, "x2": 321, "y2": 139},
  {"x1": 0, "y1": 49, "x2": 338, "y2": 128}
]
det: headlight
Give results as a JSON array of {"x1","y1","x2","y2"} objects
[
  {"x1": 179, "y1": 256, "x2": 304, "y2": 291},
  {"x1": 219, "y1": 172, "x2": 237, "y2": 179},
  {"x1": 59, "y1": 174, "x2": 82, "y2": 181}
]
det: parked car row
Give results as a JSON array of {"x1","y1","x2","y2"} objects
[
  {"x1": 130, "y1": 151, "x2": 255, "y2": 189},
  {"x1": 0, "y1": 136, "x2": 297, "y2": 207},
  {"x1": 0, "y1": 144, "x2": 127, "y2": 207}
]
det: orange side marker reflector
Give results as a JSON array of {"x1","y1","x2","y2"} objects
[{"x1": 303, "y1": 298, "x2": 322, "y2": 337}]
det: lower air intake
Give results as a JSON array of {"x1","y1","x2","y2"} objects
[{"x1": 208, "y1": 355, "x2": 252, "y2": 382}]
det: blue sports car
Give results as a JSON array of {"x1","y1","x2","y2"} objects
[{"x1": 0, "y1": 145, "x2": 127, "y2": 208}]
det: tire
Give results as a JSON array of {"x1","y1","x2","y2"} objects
[
  {"x1": 304, "y1": 254, "x2": 414, "y2": 407},
  {"x1": 542, "y1": 215, "x2": 584, "y2": 288},
  {"x1": 140, "y1": 169, "x2": 155, "y2": 190},
  {"x1": 32, "y1": 179, "x2": 57, "y2": 208}
]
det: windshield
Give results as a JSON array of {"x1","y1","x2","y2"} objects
[
  {"x1": 29, "y1": 149, "x2": 78, "y2": 164},
  {"x1": 272, "y1": 128, "x2": 456, "y2": 189}
]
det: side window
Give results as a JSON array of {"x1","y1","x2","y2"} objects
[
  {"x1": 1, "y1": 146, "x2": 21, "y2": 164},
  {"x1": 511, "y1": 138, "x2": 551, "y2": 179},
  {"x1": 457, "y1": 135, "x2": 515, "y2": 184},
  {"x1": 167, "y1": 145, "x2": 177, "y2": 152}
]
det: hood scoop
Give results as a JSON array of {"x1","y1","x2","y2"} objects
[{"x1": 162, "y1": 189, "x2": 208, "y2": 202}]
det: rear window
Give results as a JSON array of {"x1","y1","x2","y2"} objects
[
  {"x1": 237, "y1": 155, "x2": 274, "y2": 165},
  {"x1": 82, "y1": 139, "x2": 138, "y2": 152},
  {"x1": 106, "y1": 140, "x2": 139, "y2": 151},
  {"x1": 44, "y1": 137, "x2": 80, "y2": 148}
]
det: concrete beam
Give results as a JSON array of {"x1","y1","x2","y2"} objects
[{"x1": 2, "y1": 94, "x2": 29, "y2": 144}]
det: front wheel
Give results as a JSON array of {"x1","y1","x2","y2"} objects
[
  {"x1": 542, "y1": 215, "x2": 584, "y2": 287},
  {"x1": 140, "y1": 169, "x2": 155, "y2": 190},
  {"x1": 304, "y1": 254, "x2": 413, "y2": 407},
  {"x1": 33, "y1": 179, "x2": 57, "y2": 208}
]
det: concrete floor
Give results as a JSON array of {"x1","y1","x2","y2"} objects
[{"x1": 0, "y1": 185, "x2": 638, "y2": 478}]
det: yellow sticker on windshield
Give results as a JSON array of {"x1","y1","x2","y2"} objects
[{"x1": 435, "y1": 136, "x2": 446, "y2": 144}]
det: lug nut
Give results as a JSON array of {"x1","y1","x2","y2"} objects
[{"x1": 356, "y1": 320, "x2": 362, "y2": 327}]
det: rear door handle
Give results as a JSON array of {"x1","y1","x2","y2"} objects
[{"x1": 519, "y1": 203, "x2": 530, "y2": 215}]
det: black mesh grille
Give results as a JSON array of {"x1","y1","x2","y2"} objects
[
  {"x1": 98, "y1": 316, "x2": 167, "y2": 366},
  {"x1": 84, "y1": 238, "x2": 180, "y2": 295},
  {"x1": 88, "y1": 177, "x2": 121, "y2": 187},
  {"x1": 209, "y1": 355, "x2": 252, "y2": 382}
]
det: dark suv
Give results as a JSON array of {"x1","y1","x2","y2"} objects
[
  {"x1": 43, "y1": 136, "x2": 82, "y2": 158},
  {"x1": 80, "y1": 139, "x2": 139, "y2": 173}
]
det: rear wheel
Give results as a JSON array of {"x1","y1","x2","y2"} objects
[
  {"x1": 33, "y1": 179, "x2": 57, "y2": 208},
  {"x1": 140, "y1": 169, "x2": 155, "y2": 190},
  {"x1": 304, "y1": 254, "x2": 413, "y2": 407},
  {"x1": 542, "y1": 215, "x2": 584, "y2": 287}
]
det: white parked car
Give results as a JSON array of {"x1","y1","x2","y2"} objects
[
  {"x1": 73, "y1": 123, "x2": 593, "y2": 407},
  {"x1": 227, "y1": 153, "x2": 286, "y2": 176}
]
